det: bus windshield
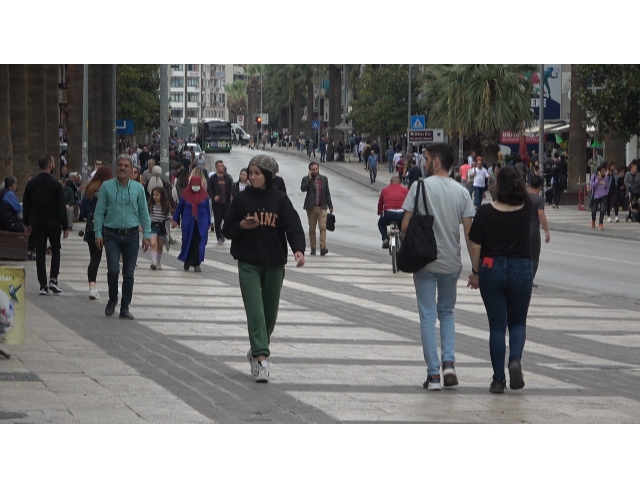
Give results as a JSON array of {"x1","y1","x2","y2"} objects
[{"x1": 199, "y1": 120, "x2": 232, "y2": 153}]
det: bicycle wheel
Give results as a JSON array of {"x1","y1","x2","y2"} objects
[{"x1": 391, "y1": 236, "x2": 398, "y2": 274}]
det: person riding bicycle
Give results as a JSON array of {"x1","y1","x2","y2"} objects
[{"x1": 377, "y1": 176, "x2": 409, "y2": 249}]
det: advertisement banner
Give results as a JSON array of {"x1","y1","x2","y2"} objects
[
  {"x1": 500, "y1": 131, "x2": 538, "y2": 145},
  {"x1": 0, "y1": 266, "x2": 25, "y2": 345},
  {"x1": 525, "y1": 65, "x2": 562, "y2": 120}
]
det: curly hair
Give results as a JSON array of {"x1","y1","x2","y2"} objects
[{"x1": 494, "y1": 165, "x2": 528, "y2": 206}]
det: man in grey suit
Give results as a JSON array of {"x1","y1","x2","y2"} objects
[{"x1": 300, "y1": 162, "x2": 334, "y2": 256}]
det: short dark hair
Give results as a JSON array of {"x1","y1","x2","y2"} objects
[
  {"x1": 38, "y1": 154, "x2": 53, "y2": 170},
  {"x1": 215, "y1": 160, "x2": 224, "y2": 166},
  {"x1": 309, "y1": 162, "x2": 319, "y2": 170},
  {"x1": 529, "y1": 175, "x2": 543, "y2": 189},
  {"x1": 4, "y1": 176, "x2": 16, "y2": 189},
  {"x1": 425, "y1": 144, "x2": 454, "y2": 171},
  {"x1": 495, "y1": 165, "x2": 528, "y2": 206}
]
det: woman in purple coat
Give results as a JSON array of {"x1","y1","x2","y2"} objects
[{"x1": 171, "y1": 176, "x2": 211, "y2": 272}]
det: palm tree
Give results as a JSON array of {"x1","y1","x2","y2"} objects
[
  {"x1": 224, "y1": 80, "x2": 247, "y2": 123},
  {"x1": 90, "y1": 65, "x2": 103, "y2": 165},
  {"x1": 421, "y1": 64, "x2": 536, "y2": 162},
  {"x1": 67, "y1": 64, "x2": 83, "y2": 173},
  {"x1": 0, "y1": 65, "x2": 13, "y2": 183},
  {"x1": 9, "y1": 65, "x2": 29, "y2": 195},
  {"x1": 26, "y1": 65, "x2": 47, "y2": 170},
  {"x1": 46, "y1": 64, "x2": 60, "y2": 161},
  {"x1": 245, "y1": 64, "x2": 262, "y2": 134},
  {"x1": 328, "y1": 64, "x2": 342, "y2": 142},
  {"x1": 100, "y1": 65, "x2": 114, "y2": 165}
]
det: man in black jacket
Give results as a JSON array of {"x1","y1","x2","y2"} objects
[
  {"x1": 23, "y1": 155, "x2": 69, "y2": 295},
  {"x1": 300, "y1": 162, "x2": 334, "y2": 256},
  {"x1": 207, "y1": 159, "x2": 234, "y2": 244}
]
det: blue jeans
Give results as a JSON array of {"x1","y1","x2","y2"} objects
[
  {"x1": 377, "y1": 211, "x2": 404, "y2": 240},
  {"x1": 413, "y1": 269, "x2": 460, "y2": 376},
  {"x1": 473, "y1": 186, "x2": 485, "y2": 207},
  {"x1": 479, "y1": 257, "x2": 533, "y2": 380},
  {"x1": 103, "y1": 228, "x2": 140, "y2": 310}
]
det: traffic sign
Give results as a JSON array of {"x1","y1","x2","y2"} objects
[
  {"x1": 260, "y1": 113, "x2": 269, "y2": 126},
  {"x1": 408, "y1": 129, "x2": 445, "y2": 144},
  {"x1": 410, "y1": 116, "x2": 426, "y2": 131},
  {"x1": 312, "y1": 120, "x2": 320, "y2": 129},
  {"x1": 116, "y1": 120, "x2": 134, "y2": 135}
]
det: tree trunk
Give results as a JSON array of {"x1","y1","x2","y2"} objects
[
  {"x1": 9, "y1": 65, "x2": 28, "y2": 196},
  {"x1": 568, "y1": 64, "x2": 587, "y2": 193},
  {"x1": 91, "y1": 65, "x2": 103, "y2": 164},
  {"x1": 292, "y1": 81, "x2": 301, "y2": 137},
  {"x1": 26, "y1": 65, "x2": 47, "y2": 175},
  {"x1": 67, "y1": 64, "x2": 83, "y2": 173},
  {"x1": 604, "y1": 134, "x2": 626, "y2": 167},
  {"x1": 45, "y1": 64, "x2": 60, "y2": 164},
  {"x1": 0, "y1": 65, "x2": 13, "y2": 183},
  {"x1": 101, "y1": 64, "x2": 114, "y2": 166},
  {"x1": 306, "y1": 76, "x2": 314, "y2": 137},
  {"x1": 451, "y1": 132, "x2": 460, "y2": 167},
  {"x1": 328, "y1": 64, "x2": 341, "y2": 143},
  {"x1": 280, "y1": 107, "x2": 288, "y2": 132}
]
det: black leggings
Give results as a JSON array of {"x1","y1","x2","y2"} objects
[
  {"x1": 87, "y1": 238, "x2": 103, "y2": 283},
  {"x1": 592, "y1": 197, "x2": 606, "y2": 225}
]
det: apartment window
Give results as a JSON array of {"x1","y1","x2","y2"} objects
[
  {"x1": 170, "y1": 108, "x2": 183, "y2": 118},
  {"x1": 206, "y1": 94, "x2": 210, "y2": 104},
  {"x1": 170, "y1": 64, "x2": 183, "y2": 71},
  {"x1": 186, "y1": 108, "x2": 199, "y2": 118},
  {"x1": 170, "y1": 77, "x2": 184, "y2": 88},
  {"x1": 170, "y1": 92, "x2": 183, "y2": 102},
  {"x1": 187, "y1": 93, "x2": 199, "y2": 103},
  {"x1": 187, "y1": 77, "x2": 199, "y2": 87},
  {"x1": 186, "y1": 64, "x2": 199, "y2": 72}
]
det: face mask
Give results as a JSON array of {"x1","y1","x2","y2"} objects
[{"x1": 191, "y1": 186, "x2": 201, "y2": 192}]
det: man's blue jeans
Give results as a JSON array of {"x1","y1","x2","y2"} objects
[
  {"x1": 413, "y1": 269, "x2": 460, "y2": 377},
  {"x1": 104, "y1": 228, "x2": 140, "y2": 310},
  {"x1": 377, "y1": 211, "x2": 404, "y2": 241},
  {"x1": 479, "y1": 257, "x2": 533, "y2": 380},
  {"x1": 473, "y1": 186, "x2": 485, "y2": 207}
]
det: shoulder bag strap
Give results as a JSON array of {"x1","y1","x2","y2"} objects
[
  {"x1": 420, "y1": 178, "x2": 429, "y2": 217},
  {"x1": 413, "y1": 178, "x2": 423, "y2": 216},
  {"x1": 413, "y1": 178, "x2": 430, "y2": 217}
]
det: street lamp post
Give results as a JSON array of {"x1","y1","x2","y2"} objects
[
  {"x1": 160, "y1": 64, "x2": 169, "y2": 176},
  {"x1": 407, "y1": 64, "x2": 411, "y2": 154},
  {"x1": 538, "y1": 64, "x2": 545, "y2": 170},
  {"x1": 82, "y1": 64, "x2": 89, "y2": 186}
]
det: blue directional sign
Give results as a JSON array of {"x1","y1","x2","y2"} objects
[
  {"x1": 410, "y1": 116, "x2": 426, "y2": 131},
  {"x1": 312, "y1": 120, "x2": 320, "y2": 130},
  {"x1": 116, "y1": 119, "x2": 135, "y2": 135}
]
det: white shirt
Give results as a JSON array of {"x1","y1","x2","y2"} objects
[
  {"x1": 393, "y1": 152, "x2": 402, "y2": 165},
  {"x1": 469, "y1": 167, "x2": 490, "y2": 187},
  {"x1": 468, "y1": 155, "x2": 474, "y2": 165}
]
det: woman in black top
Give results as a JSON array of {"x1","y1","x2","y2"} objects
[{"x1": 467, "y1": 165, "x2": 533, "y2": 394}]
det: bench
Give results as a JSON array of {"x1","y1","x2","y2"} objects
[{"x1": 0, "y1": 230, "x2": 28, "y2": 261}]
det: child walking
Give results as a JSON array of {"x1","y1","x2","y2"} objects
[{"x1": 148, "y1": 186, "x2": 173, "y2": 270}]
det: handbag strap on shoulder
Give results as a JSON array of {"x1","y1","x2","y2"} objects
[{"x1": 413, "y1": 179, "x2": 429, "y2": 217}]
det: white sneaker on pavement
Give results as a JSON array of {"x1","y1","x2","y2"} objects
[
  {"x1": 156, "y1": 263, "x2": 162, "y2": 270},
  {"x1": 247, "y1": 349, "x2": 259, "y2": 377},
  {"x1": 256, "y1": 360, "x2": 270, "y2": 383},
  {"x1": 607, "y1": 217, "x2": 612, "y2": 223},
  {"x1": 88, "y1": 287, "x2": 100, "y2": 300}
]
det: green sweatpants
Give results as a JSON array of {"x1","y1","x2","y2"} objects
[{"x1": 238, "y1": 260, "x2": 285, "y2": 358}]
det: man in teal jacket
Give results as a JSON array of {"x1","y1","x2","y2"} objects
[{"x1": 93, "y1": 154, "x2": 151, "y2": 320}]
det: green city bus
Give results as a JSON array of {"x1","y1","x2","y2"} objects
[{"x1": 198, "y1": 119, "x2": 232, "y2": 153}]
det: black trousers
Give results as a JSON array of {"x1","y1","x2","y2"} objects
[
  {"x1": 33, "y1": 226, "x2": 62, "y2": 289},
  {"x1": 87, "y1": 237, "x2": 103, "y2": 283},
  {"x1": 530, "y1": 229, "x2": 541, "y2": 279},
  {"x1": 212, "y1": 202, "x2": 230, "y2": 240}
]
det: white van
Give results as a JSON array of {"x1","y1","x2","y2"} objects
[{"x1": 231, "y1": 123, "x2": 250, "y2": 146}]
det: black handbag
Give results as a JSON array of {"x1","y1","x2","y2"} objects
[
  {"x1": 396, "y1": 179, "x2": 437, "y2": 273},
  {"x1": 326, "y1": 212, "x2": 335, "y2": 232}
]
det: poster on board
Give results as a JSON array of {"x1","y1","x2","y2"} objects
[{"x1": 525, "y1": 65, "x2": 562, "y2": 120}]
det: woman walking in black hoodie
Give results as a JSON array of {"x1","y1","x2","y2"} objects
[{"x1": 223, "y1": 155, "x2": 306, "y2": 383}]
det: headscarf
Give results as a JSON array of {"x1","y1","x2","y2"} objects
[
  {"x1": 180, "y1": 176, "x2": 208, "y2": 216},
  {"x1": 147, "y1": 165, "x2": 164, "y2": 192},
  {"x1": 247, "y1": 154, "x2": 276, "y2": 190}
]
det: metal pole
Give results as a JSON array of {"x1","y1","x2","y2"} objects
[
  {"x1": 81, "y1": 64, "x2": 89, "y2": 186},
  {"x1": 538, "y1": 64, "x2": 545, "y2": 171},
  {"x1": 260, "y1": 64, "x2": 263, "y2": 116},
  {"x1": 160, "y1": 64, "x2": 169, "y2": 176},
  {"x1": 112, "y1": 64, "x2": 117, "y2": 172},
  {"x1": 408, "y1": 64, "x2": 412, "y2": 154}
]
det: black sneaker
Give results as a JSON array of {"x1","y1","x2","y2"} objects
[
  {"x1": 320, "y1": 248, "x2": 329, "y2": 256},
  {"x1": 48, "y1": 279, "x2": 63, "y2": 294},
  {"x1": 119, "y1": 309, "x2": 134, "y2": 320},
  {"x1": 422, "y1": 375, "x2": 442, "y2": 391},
  {"x1": 382, "y1": 239, "x2": 390, "y2": 249},
  {"x1": 310, "y1": 249, "x2": 316, "y2": 256},
  {"x1": 442, "y1": 361, "x2": 459, "y2": 387},
  {"x1": 489, "y1": 378, "x2": 506, "y2": 394},
  {"x1": 39, "y1": 287, "x2": 49, "y2": 296},
  {"x1": 105, "y1": 300, "x2": 117, "y2": 317},
  {"x1": 508, "y1": 359, "x2": 525, "y2": 390}
]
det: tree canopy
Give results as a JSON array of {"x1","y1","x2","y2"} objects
[
  {"x1": 577, "y1": 64, "x2": 640, "y2": 142},
  {"x1": 117, "y1": 64, "x2": 160, "y2": 135}
]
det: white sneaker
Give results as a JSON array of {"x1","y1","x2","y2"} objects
[
  {"x1": 150, "y1": 262, "x2": 157, "y2": 270},
  {"x1": 256, "y1": 360, "x2": 270, "y2": 383},
  {"x1": 247, "y1": 349, "x2": 259, "y2": 377},
  {"x1": 607, "y1": 217, "x2": 612, "y2": 223},
  {"x1": 615, "y1": 216, "x2": 620, "y2": 222},
  {"x1": 88, "y1": 287, "x2": 100, "y2": 300},
  {"x1": 156, "y1": 263, "x2": 162, "y2": 270}
]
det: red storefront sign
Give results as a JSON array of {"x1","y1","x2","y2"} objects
[{"x1": 500, "y1": 131, "x2": 538, "y2": 144}]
